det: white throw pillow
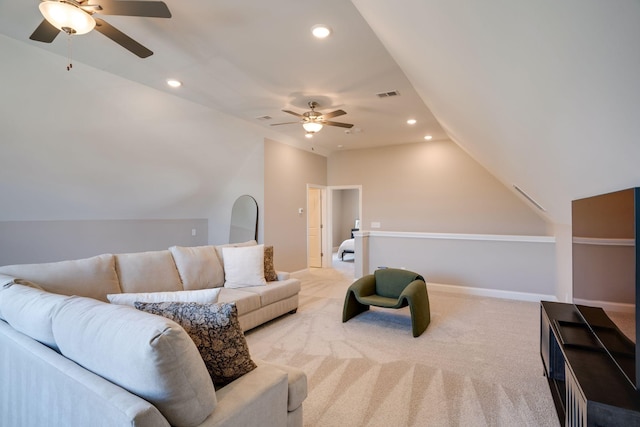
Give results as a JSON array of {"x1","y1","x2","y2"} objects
[
  {"x1": 222, "y1": 244, "x2": 267, "y2": 288},
  {"x1": 215, "y1": 239, "x2": 257, "y2": 265},
  {"x1": 107, "y1": 288, "x2": 221, "y2": 307},
  {"x1": 168, "y1": 245, "x2": 225, "y2": 290},
  {"x1": 52, "y1": 296, "x2": 217, "y2": 427}
]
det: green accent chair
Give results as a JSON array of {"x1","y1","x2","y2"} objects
[{"x1": 342, "y1": 268, "x2": 430, "y2": 337}]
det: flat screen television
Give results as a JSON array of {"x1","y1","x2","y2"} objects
[{"x1": 572, "y1": 187, "x2": 639, "y2": 389}]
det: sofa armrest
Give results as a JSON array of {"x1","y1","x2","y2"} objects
[
  {"x1": 255, "y1": 359, "x2": 307, "y2": 412},
  {"x1": 198, "y1": 363, "x2": 288, "y2": 427},
  {"x1": 276, "y1": 271, "x2": 290, "y2": 281}
]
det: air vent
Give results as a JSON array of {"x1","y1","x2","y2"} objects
[
  {"x1": 255, "y1": 115, "x2": 272, "y2": 121},
  {"x1": 376, "y1": 90, "x2": 400, "y2": 98},
  {"x1": 513, "y1": 185, "x2": 546, "y2": 212}
]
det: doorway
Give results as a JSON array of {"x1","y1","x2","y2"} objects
[
  {"x1": 328, "y1": 186, "x2": 362, "y2": 270},
  {"x1": 307, "y1": 186, "x2": 325, "y2": 268},
  {"x1": 306, "y1": 185, "x2": 362, "y2": 270}
]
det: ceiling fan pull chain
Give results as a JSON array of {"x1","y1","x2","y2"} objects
[{"x1": 66, "y1": 33, "x2": 73, "y2": 71}]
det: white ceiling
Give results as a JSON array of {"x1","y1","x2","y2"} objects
[
  {"x1": 1, "y1": 0, "x2": 639, "y2": 227},
  {"x1": 0, "y1": 0, "x2": 446, "y2": 152}
]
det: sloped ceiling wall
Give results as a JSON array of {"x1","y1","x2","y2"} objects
[
  {"x1": 353, "y1": 0, "x2": 640, "y2": 226},
  {"x1": 0, "y1": 35, "x2": 277, "y2": 223}
]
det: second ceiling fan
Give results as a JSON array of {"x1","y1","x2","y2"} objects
[{"x1": 271, "y1": 102, "x2": 354, "y2": 137}]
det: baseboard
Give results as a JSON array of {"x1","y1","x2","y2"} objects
[
  {"x1": 290, "y1": 269, "x2": 309, "y2": 277},
  {"x1": 427, "y1": 282, "x2": 558, "y2": 303}
]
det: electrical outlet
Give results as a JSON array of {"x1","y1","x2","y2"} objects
[
  {"x1": 191, "y1": 229, "x2": 196, "y2": 236},
  {"x1": 371, "y1": 222, "x2": 381, "y2": 228}
]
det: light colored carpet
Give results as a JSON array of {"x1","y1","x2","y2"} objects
[{"x1": 245, "y1": 257, "x2": 560, "y2": 427}]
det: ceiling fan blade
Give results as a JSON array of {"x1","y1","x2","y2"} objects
[
  {"x1": 91, "y1": 0, "x2": 171, "y2": 18},
  {"x1": 270, "y1": 121, "x2": 300, "y2": 126},
  {"x1": 321, "y1": 109, "x2": 347, "y2": 119},
  {"x1": 322, "y1": 120, "x2": 354, "y2": 129},
  {"x1": 282, "y1": 110, "x2": 304, "y2": 118},
  {"x1": 94, "y1": 18, "x2": 153, "y2": 57},
  {"x1": 29, "y1": 19, "x2": 60, "y2": 43}
]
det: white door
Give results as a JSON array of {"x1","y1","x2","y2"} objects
[{"x1": 308, "y1": 187, "x2": 322, "y2": 267}]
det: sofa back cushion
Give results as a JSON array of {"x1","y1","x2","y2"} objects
[
  {"x1": 0, "y1": 283, "x2": 67, "y2": 350},
  {"x1": 115, "y1": 250, "x2": 182, "y2": 294},
  {"x1": 0, "y1": 254, "x2": 120, "y2": 302},
  {"x1": 51, "y1": 296, "x2": 216, "y2": 427},
  {"x1": 168, "y1": 245, "x2": 225, "y2": 290},
  {"x1": 214, "y1": 239, "x2": 257, "y2": 265}
]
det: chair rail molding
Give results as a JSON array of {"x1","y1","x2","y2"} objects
[{"x1": 353, "y1": 230, "x2": 557, "y2": 302}]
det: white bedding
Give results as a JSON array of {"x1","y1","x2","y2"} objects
[{"x1": 338, "y1": 238, "x2": 354, "y2": 260}]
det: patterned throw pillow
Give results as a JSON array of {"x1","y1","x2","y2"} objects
[
  {"x1": 264, "y1": 246, "x2": 278, "y2": 282},
  {"x1": 134, "y1": 301, "x2": 257, "y2": 388}
]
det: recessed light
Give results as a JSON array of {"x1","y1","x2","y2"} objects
[
  {"x1": 424, "y1": 135, "x2": 433, "y2": 140},
  {"x1": 166, "y1": 79, "x2": 182, "y2": 88},
  {"x1": 407, "y1": 119, "x2": 417, "y2": 125},
  {"x1": 311, "y1": 24, "x2": 332, "y2": 39}
]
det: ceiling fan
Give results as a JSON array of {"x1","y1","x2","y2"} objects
[
  {"x1": 29, "y1": 0, "x2": 171, "y2": 58},
  {"x1": 271, "y1": 101, "x2": 354, "y2": 137}
]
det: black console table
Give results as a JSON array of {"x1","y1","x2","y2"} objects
[{"x1": 540, "y1": 301, "x2": 640, "y2": 426}]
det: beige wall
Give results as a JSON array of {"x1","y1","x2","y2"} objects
[
  {"x1": 328, "y1": 140, "x2": 551, "y2": 235},
  {"x1": 264, "y1": 139, "x2": 327, "y2": 272}
]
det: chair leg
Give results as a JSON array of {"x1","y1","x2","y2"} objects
[
  {"x1": 407, "y1": 289, "x2": 431, "y2": 337},
  {"x1": 342, "y1": 290, "x2": 369, "y2": 322}
]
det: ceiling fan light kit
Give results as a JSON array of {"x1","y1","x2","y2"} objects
[
  {"x1": 302, "y1": 121, "x2": 323, "y2": 133},
  {"x1": 30, "y1": 0, "x2": 171, "y2": 59},
  {"x1": 39, "y1": 1, "x2": 95, "y2": 35},
  {"x1": 271, "y1": 101, "x2": 353, "y2": 138}
]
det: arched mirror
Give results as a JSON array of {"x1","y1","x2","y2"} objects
[{"x1": 229, "y1": 195, "x2": 258, "y2": 243}]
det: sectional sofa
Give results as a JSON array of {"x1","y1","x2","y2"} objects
[{"x1": 0, "y1": 241, "x2": 306, "y2": 427}]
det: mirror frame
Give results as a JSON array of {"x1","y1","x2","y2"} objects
[{"x1": 229, "y1": 195, "x2": 258, "y2": 243}]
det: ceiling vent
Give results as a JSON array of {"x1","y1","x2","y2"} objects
[
  {"x1": 376, "y1": 90, "x2": 400, "y2": 98},
  {"x1": 255, "y1": 115, "x2": 272, "y2": 121}
]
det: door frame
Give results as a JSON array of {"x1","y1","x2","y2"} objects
[{"x1": 326, "y1": 185, "x2": 362, "y2": 267}]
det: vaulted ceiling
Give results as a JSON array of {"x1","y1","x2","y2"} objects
[{"x1": 1, "y1": 0, "x2": 639, "y2": 226}]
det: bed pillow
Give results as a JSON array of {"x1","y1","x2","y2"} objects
[
  {"x1": 135, "y1": 301, "x2": 257, "y2": 388},
  {"x1": 263, "y1": 246, "x2": 278, "y2": 282},
  {"x1": 222, "y1": 244, "x2": 267, "y2": 288},
  {"x1": 107, "y1": 288, "x2": 221, "y2": 307}
]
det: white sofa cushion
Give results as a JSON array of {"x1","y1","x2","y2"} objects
[
  {"x1": 217, "y1": 288, "x2": 262, "y2": 315},
  {"x1": 214, "y1": 239, "x2": 257, "y2": 265},
  {"x1": 223, "y1": 244, "x2": 267, "y2": 288},
  {"x1": 115, "y1": 250, "x2": 182, "y2": 294},
  {"x1": 0, "y1": 254, "x2": 120, "y2": 302},
  {"x1": 236, "y1": 278, "x2": 301, "y2": 307},
  {"x1": 135, "y1": 301, "x2": 257, "y2": 388},
  {"x1": 0, "y1": 284, "x2": 67, "y2": 350},
  {"x1": 0, "y1": 274, "x2": 15, "y2": 287},
  {"x1": 107, "y1": 288, "x2": 220, "y2": 306},
  {"x1": 168, "y1": 245, "x2": 224, "y2": 290},
  {"x1": 51, "y1": 296, "x2": 216, "y2": 427}
]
